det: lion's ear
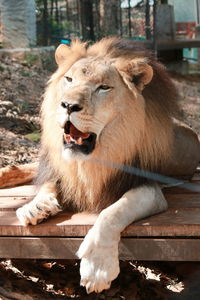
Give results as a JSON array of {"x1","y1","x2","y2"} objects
[
  {"x1": 55, "y1": 44, "x2": 71, "y2": 65},
  {"x1": 131, "y1": 62, "x2": 153, "y2": 90},
  {"x1": 116, "y1": 59, "x2": 153, "y2": 91}
]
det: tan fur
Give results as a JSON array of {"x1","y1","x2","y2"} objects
[{"x1": 38, "y1": 38, "x2": 180, "y2": 212}]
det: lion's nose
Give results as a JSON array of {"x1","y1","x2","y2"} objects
[{"x1": 61, "y1": 102, "x2": 83, "y2": 115}]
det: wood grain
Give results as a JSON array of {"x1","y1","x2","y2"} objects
[
  {"x1": 0, "y1": 209, "x2": 200, "y2": 237},
  {"x1": 0, "y1": 163, "x2": 37, "y2": 188},
  {"x1": 0, "y1": 197, "x2": 32, "y2": 211},
  {"x1": 0, "y1": 185, "x2": 36, "y2": 197},
  {"x1": 0, "y1": 237, "x2": 200, "y2": 261},
  {"x1": 0, "y1": 173, "x2": 200, "y2": 261}
]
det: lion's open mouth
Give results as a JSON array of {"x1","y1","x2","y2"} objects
[{"x1": 63, "y1": 121, "x2": 96, "y2": 155}]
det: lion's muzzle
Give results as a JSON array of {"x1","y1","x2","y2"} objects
[
  {"x1": 63, "y1": 121, "x2": 97, "y2": 155},
  {"x1": 61, "y1": 101, "x2": 83, "y2": 115}
]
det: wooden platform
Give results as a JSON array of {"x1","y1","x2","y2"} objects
[
  {"x1": 0, "y1": 172, "x2": 200, "y2": 261},
  {"x1": 136, "y1": 39, "x2": 200, "y2": 50}
]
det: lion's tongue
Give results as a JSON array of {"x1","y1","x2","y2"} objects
[
  {"x1": 65, "y1": 124, "x2": 90, "y2": 145},
  {"x1": 70, "y1": 124, "x2": 90, "y2": 139}
]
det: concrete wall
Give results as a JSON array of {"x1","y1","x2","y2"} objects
[
  {"x1": 169, "y1": 0, "x2": 197, "y2": 23},
  {"x1": 156, "y1": 4, "x2": 175, "y2": 41},
  {"x1": 0, "y1": 0, "x2": 36, "y2": 48}
]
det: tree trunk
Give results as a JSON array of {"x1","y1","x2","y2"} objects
[
  {"x1": 0, "y1": 163, "x2": 38, "y2": 188},
  {"x1": 76, "y1": 0, "x2": 80, "y2": 35},
  {"x1": 50, "y1": 0, "x2": 54, "y2": 17},
  {"x1": 99, "y1": 0, "x2": 121, "y2": 37},
  {"x1": 65, "y1": 0, "x2": 69, "y2": 20},
  {"x1": 153, "y1": 0, "x2": 158, "y2": 53},
  {"x1": 145, "y1": 0, "x2": 151, "y2": 39},
  {"x1": 43, "y1": 0, "x2": 49, "y2": 45},
  {"x1": 79, "y1": 0, "x2": 95, "y2": 41},
  {"x1": 128, "y1": 0, "x2": 131, "y2": 37},
  {"x1": 119, "y1": 0, "x2": 123, "y2": 36},
  {"x1": 55, "y1": 0, "x2": 59, "y2": 24},
  {"x1": 94, "y1": 0, "x2": 101, "y2": 39}
]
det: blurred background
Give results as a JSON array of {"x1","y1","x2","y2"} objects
[{"x1": 0, "y1": 0, "x2": 200, "y2": 68}]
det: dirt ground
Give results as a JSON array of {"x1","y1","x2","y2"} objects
[{"x1": 0, "y1": 54, "x2": 200, "y2": 299}]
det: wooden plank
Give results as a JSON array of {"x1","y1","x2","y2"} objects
[
  {"x1": 0, "y1": 197, "x2": 32, "y2": 211},
  {"x1": 120, "y1": 238, "x2": 200, "y2": 261},
  {"x1": 0, "y1": 211, "x2": 96, "y2": 237},
  {"x1": 128, "y1": 39, "x2": 200, "y2": 51},
  {"x1": 0, "y1": 179, "x2": 199, "y2": 238},
  {"x1": 0, "y1": 185, "x2": 36, "y2": 197},
  {"x1": 0, "y1": 209, "x2": 200, "y2": 237},
  {"x1": 0, "y1": 182, "x2": 199, "y2": 198},
  {"x1": 157, "y1": 39, "x2": 200, "y2": 50},
  {"x1": 0, "y1": 237, "x2": 200, "y2": 261},
  {"x1": 0, "y1": 162, "x2": 37, "y2": 188},
  {"x1": 1, "y1": 193, "x2": 200, "y2": 212},
  {"x1": 0, "y1": 191, "x2": 199, "y2": 210},
  {"x1": 0, "y1": 183, "x2": 199, "y2": 197},
  {"x1": 0, "y1": 237, "x2": 81, "y2": 259},
  {"x1": 163, "y1": 183, "x2": 200, "y2": 194},
  {"x1": 166, "y1": 193, "x2": 200, "y2": 208}
]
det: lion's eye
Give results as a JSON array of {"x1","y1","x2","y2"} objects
[
  {"x1": 99, "y1": 85, "x2": 110, "y2": 90},
  {"x1": 97, "y1": 85, "x2": 111, "y2": 93},
  {"x1": 65, "y1": 76, "x2": 72, "y2": 82}
]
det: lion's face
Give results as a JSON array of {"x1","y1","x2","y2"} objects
[
  {"x1": 55, "y1": 56, "x2": 139, "y2": 160},
  {"x1": 42, "y1": 40, "x2": 159, "y2": 167}
]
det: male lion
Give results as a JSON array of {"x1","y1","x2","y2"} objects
[{"x1": 16, "y1": 38, "x2": 200, "y2": 293}]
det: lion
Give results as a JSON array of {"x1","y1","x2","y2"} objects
[{"x1": 15, "y1": 38, "x2": 200, "y2": 293}]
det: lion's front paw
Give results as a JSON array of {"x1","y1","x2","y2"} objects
[
  {"x1": 77, "y1": 227, "x2": 120, "y2": 294},
  {"x1": 16, "y1": 194, "x2": 62, "y2": 226}
]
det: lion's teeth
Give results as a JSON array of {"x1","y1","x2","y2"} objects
[
  {"x1": 64, "y1": 134, "x2": 84, "y2": 145},
  {"x1": 76, "y1": 137, "x2": 83, "y2": 145},
  {"x1": 64, "y1": 134, "x2": 71, "y2": 143}
]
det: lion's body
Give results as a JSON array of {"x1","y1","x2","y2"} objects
[
  {"x1": 16, "y1": 38, "x2": 200, "y2": 294},
  {"x1": 37, "y1": 38, "x2": 180, "y2": 212}
]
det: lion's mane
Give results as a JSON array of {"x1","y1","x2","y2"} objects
[{"x1": 37, "y1": 38, "x2": 180, "y2": 212}]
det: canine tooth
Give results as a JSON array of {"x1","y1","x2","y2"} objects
[
  {"x1": 64, "y1": 134, "x2": 71, "y2": 143},
  {"x1": 77, "y1": 137, "x2": 83, "y2": 145},
  {"x1": 70, "y1": 137, "x2": 76, "y2": 142}
]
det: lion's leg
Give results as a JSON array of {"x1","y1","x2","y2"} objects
[
  {"x1": 16, "y1": 182, "x2": 62, "y2": 226},
  {"x1": 77, "y1": 184, "x2": 168, "y2": 294}
]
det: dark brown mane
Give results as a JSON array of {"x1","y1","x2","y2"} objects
[{"x1": 88, "y1": 37, "x2": 180, "y2": 119}]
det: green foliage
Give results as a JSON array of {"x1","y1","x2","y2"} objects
[
  {"x1": 0, "y1": 64, "x2": 5, "y2": 72},
  {"x1": 61, "y1": 21, "x2": 74, "y2": 34},
  {"x1": 25, "y1": 131, "x2": 41, "y2": 142},
  {"x1": 35, "y1": 0, "x2": 81, "y2": 45},
  {"x1": 41, "y1": 52, "x2": 56, "y2": 72},
  {"x1": 20, "y1": 71, "x2": 30, "y2": 77},
  {"x1": 24, "y1": 53, "x2": 38, "y2": 66},
  {"x1": 18, "y1": 102, "x2": 30, "y2": 112}
]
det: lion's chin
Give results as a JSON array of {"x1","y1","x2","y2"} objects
[{"x1": 63, "y1": 121, "x2": 97, "y2": 156}]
